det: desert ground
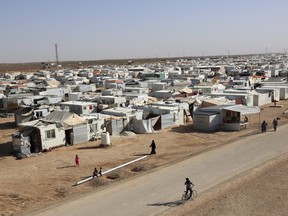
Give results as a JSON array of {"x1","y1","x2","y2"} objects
[{"x1": 0, "y1": 101, "x2": 288, "y2": 216}]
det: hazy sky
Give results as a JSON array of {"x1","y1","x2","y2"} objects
[{"x1": 1, "y1": 0, "x2": 288, "y2": 63}]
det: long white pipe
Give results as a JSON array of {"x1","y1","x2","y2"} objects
[{"x1": 75, "y1": 155, "x2": 148, "y2": 186}]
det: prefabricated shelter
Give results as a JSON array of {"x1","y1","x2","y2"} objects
[
  {"x1": 68, "y1": 92, "x2": 85, "y2": 101},
  {"x1": 98, "y1": 95, "x2": 126, "y2": 107},
  {"x1": 39, "y1": 87, "x2": 69, "y2": 98},
  {"x1": 136, "y1": 101, "x2": 186, "y2": 130},
  {"x1": 82, "y1": 113, "x2": 106, "y2": 140},
  {"x1": 222, "y1": 89, "x2": 272, "y2": 106},
  {"x1": 42, "y1": 110, "x2": 88, "y2": 145},
  {"x1": 60, "y1": 101, "x2": 97, "y2": 115},
  {"x1": 151, "y1": 82, "x2": 167, "y2": 91},
  {"x1": 12, "y1": 120, "x2": 66, "y2": 153},
  {"x1": 101, "y1": 89, "x2": 123, "y2": 96},
  {"x1": 150, "y1": 90, "x2": 175, "y2": 99},
  {"x1": 221, "y1": 104, "x2": 260, "y2": 131},
  {"x1": 192, "y1": 83, "x2": 226, "y2": 94},
  {"x1": 255, "y1": 88, "x2": 279, "y2": 103},
  {"x1": 193, "y1": 104, "x2": 260, "y2": 132},
  {"x1": 104, "y1": 79, "x2": 125, "y2": 89},
  {"x1": 44, "y1": 96, "x2": 63, "y2": 105},
  {"x1": 73, "y1": 84, "x2": 97, "y2": 92},
  {"x1": 260, "y1": 86, "x2": 288, "y2": 100},
  {"x1": 258, "y1": 77, "x2": 288, "y2": 99},
  {"x1": 100, "y1": 107, "x2": 143, "y2": 135},
  {"x1": 121, "y1": 88, "x2": 149, "y2": 106},
  {"x1": 122, "y1": 86, "x2": 149, "y2": 95},
  {"x1": 193, "y1": 106, "x2": 222, "y2": 132},
  {"x1": 209, "y1": 91, "x2": 255, "y2": 106},
  {"x1": 125, "y1": 94, "x2": 149, "y2": 106}
]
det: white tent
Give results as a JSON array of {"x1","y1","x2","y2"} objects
[
  {"x1": 42, "y1": 111, "x2": 86, "y2": 128},
  {"x1": 132, "y1": 116, "x2": 160, "y2": 134}
]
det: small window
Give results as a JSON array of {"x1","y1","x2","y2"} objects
[
  {"x1": 46, "y1": 129, "x2": 56, "y2": 139},
  {"x1": 36, "y1": 111, "x2": 43, "y2": 118}
]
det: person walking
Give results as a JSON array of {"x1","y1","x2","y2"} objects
[
  {"x1": 75, "y1": 154, "x2": 80, "y2": 166},
  {"x1": 93, "y1": 167, "x2": 98, "y2": 178},
  {"x1": 272, "y1": 117, "x2": 278, "y2": 131},
  {"x1": 261, "y1": 120, "x2": 268, "y2": 133},
  {"x1": 149, "y1": 140, "x2": 156, "y2": 155}
]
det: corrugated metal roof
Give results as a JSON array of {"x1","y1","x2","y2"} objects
[{"x1": 222, "y1": 104, "x2": 260, "y2": 115}]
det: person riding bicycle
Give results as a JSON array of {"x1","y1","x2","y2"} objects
[{"x1": 184, "y1": 177, "x2": 194, "y2": 198}]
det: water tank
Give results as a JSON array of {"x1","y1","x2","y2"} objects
[{"x1": 101, "y1": 132, "x2": 111, "y2": 145}]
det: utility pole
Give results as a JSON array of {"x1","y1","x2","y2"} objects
[{"x1": 55, "y1": 43, "x2": 59, "y2": 65}]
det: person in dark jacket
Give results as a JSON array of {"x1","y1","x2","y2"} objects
[
  {"x1": 99, "y1": 167, "x2": 103, "y2": 176},
  {"x1": 272, "y1": 117, "x2": 278, "y2": 131},
  {"x1": 261, "y1": 120, "x2": 268, "y2": 133},
  {"x1": 184, "y1": 178, "x2": 194, "y2": 198},
  {"x1": 93, "y1": 167, "x2": 98, "y2": 178},
  {"x1": 149, "y1": 140, "x2": 156, "y2": 154}
]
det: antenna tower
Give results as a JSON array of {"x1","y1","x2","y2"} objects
[{"x1": 55, "y1": 43, "x2": 59, "y2": 65}]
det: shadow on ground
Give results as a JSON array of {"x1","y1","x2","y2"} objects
[
  {"x1": 147, "y1": 200, "x2": 185, "y2": 207},
  {"x1": 0, "y1": 121, "x2": 16, "y2": 130},
  {"x1": 80, "y1": 175, "x2": 93, "y2": 180},
  {"x1": 77, "y1": 145, "x2": 104, "y2": 150},
  {"x1": 56, "y1": 165, "x2": 76, "y2": 169},
  {"x1": 133, "y1": 153, "x2": 150, "y2": 157},
  {"x1": 170, "y1": 123, "x2": 219, "y2": 134},
  {"x1": 0, "y1": 141, "x2": 13, "y2": 157}
]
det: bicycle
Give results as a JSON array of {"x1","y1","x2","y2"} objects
[{"x1": 181, "y1": 189, "x2": 197, "y2": 200}]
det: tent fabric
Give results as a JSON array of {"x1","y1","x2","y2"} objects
[
  {"x1": 42, "y1": 111, "x2": 86, "y2": 127},
  {"x1": 132, "y1": 116, "x2": 159, "y2": 134},
  {"x1": 147, "y1": 96, "x2": 158, "y2": 104},
  {"x1": 45, "y1": 79, "x2": 61, "y2": 88},
  {"x1": 64, "y1": 114, "x2": 86, "y2": 126},
  {"x1": 181, "y1": 87, "x2": 193, "y2": 94},
  {"x1": 20, "y1": 98, "x2": 34, "y2": 105},
  {"x1": 222, "y1": 104, "x2": 260, "y2": 115}
]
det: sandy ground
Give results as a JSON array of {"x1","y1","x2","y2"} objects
[
  {"x1": 160, "y1": 148, "x2": 288, "y2": 216},
  {"x1": 0, "y1": 101, "x2": 288, "y2": 216}
]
